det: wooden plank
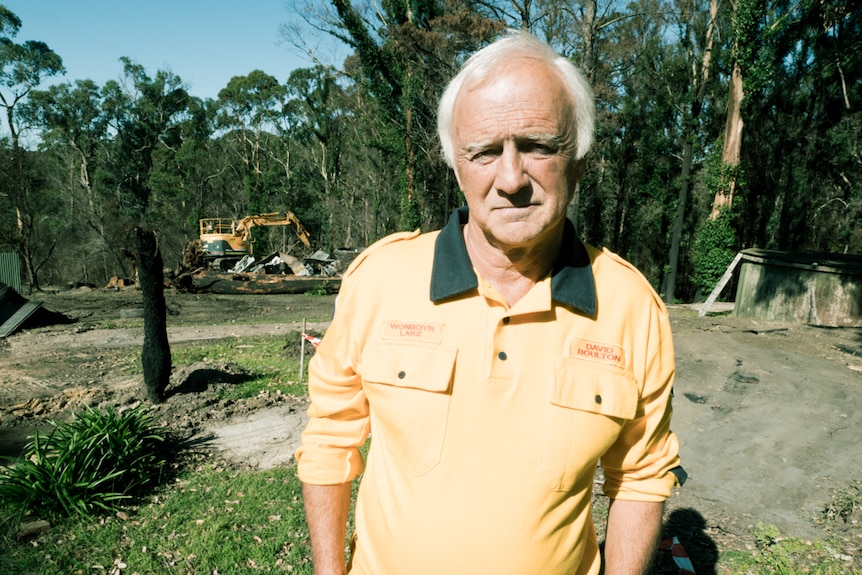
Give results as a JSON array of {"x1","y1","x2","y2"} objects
[{"x1": 699, "y1": 252, "x2": 744, "y2": 317}]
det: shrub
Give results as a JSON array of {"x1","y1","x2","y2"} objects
[
  {"x1": 0, "y1": 406, "x2": 169, "y2": 520},
  {"x1": 691, "y1": 208, "x2": 737, "y2": 296}
]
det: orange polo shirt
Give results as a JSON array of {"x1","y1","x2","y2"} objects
[{"x1": 296, "y1": 208, "x2": 682, "y2": 575}]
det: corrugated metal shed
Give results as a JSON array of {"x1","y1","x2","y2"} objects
[
  {"x1": 0, "y1": 283, "x2": 72, "y2": 338},
  {"x1": 0, "y1": 283, "x2": 41, "y2": 337},
  {"x1": 0, "y1": 253, "x2": 22, "y2": 295}
]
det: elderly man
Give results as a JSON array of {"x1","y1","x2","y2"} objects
[{"x1": 296, "y1": 31, "x2": 683, "y2": 575}]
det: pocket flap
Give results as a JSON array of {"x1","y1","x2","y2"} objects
[
  {"x1": 553, "y1": 360, "x2": 639, "y2": 419},
  {"x1": 363, "y1": 343, "x2": 457, "y2": 392}
]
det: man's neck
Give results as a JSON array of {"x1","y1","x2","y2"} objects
[{"x1": 463, "y1": 223, "x2": 562, "y2": 307}]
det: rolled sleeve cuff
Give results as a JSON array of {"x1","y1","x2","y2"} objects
[
  {"x1": 602, "y1": 464, "x2": 684, "y2": 502},
  {"x1": 295, "y1": 445, "x2": 365, "y2": 485}
]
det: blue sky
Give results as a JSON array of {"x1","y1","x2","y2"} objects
[{"x1": 3, "y1": 0, "x2": 344, "y2": 101}]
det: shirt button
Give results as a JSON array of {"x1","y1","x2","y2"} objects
[
  {"x1": 595, "y1": 395, "x2": 602, "y2": 404},
  {"x1": 498, "y1": 351, "x2": 507, "y2": 360},
  {"x1": 398, "y1": 371, "x2": 406, "y2": 379},
  {"x1": 502, "y1": 317, "x2": 510, "y2": 325}
]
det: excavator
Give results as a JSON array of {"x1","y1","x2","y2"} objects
[
  {"x1": 171, "y1": 210, "x2": 350, "y2": 294},
  {"x1": 198, "y1": 211, "x2": 312, "y2": 270}
]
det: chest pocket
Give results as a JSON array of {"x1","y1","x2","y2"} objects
[
  {"x1": 552, "y1": 360, "x2": 638, "y2": 419},
  {"x1": 538, "y1": 359, "x2": 639, "y2": 492},
  {"x1": 362, "y1": 343, "x2": 457, "y2": 476}
]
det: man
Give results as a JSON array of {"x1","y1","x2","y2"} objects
[{"x1": 296, "y1": 31, "x2": 684, "y2": 575}]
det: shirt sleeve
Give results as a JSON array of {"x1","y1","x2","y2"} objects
[
  {"x1": 294, "y1": 231, "x2": 419, "y2": 485},
  {"x1": 601, "y1": 303, "x2": 682, "y2": 501},
  {"x1": 295, "y1": 271, "x2": 371, "y2": 485}
]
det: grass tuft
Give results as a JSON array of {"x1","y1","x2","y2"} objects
[{"x1": 0, "y1": 406, "x2": 169, "y2": 522}]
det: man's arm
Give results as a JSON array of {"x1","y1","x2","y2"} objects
[
  {"x1": 302, "y1": 482, "x2": 353, "y2": 575},
  {"x1": 603, "y1": 499, "x2": 664, "y2": 575}
]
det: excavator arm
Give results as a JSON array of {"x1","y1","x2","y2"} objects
[{"x1": 234, "y1": 212, "x2": 312, "y2": 249}]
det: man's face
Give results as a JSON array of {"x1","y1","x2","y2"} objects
[{"x1": 452, "y1": 58, "x2": 582, "y2": 253}]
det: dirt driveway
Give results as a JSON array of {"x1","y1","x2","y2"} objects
[
  {"x1": 1, "y1": 288, "x2": 861, "y2": 564},
  {"x1": 669, "y1": 311, "x2": 862, "y2": 542}
]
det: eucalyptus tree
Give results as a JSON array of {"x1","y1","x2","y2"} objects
[
  {"x1": 81, "y1": 57, "x2": 198, "y2": 288},
  {"x1": 216, "y1": 70, "x2": 288, "y2": 214},
  {"x1": 584, "y1": 6, "x2": 684, "y2": 284},
  {"x1": 147, "y1": 94, "x2": 222, "y2": 252},
  {"x1": 23, "y1": 79, "x2": 119, "y2": 280},
  {"x1": 0, "y1": 141, "x2": 12, "y2": 248},
  {"x1": 0, "y1": 6, "x2": 64, "y2": 154},
  {"x1": 707, "y1": 0, "x2": 755, "y2": 220},
  {"x1": 0, "y1": 5, "x2": 64, "y2": 290},
  {"x1": 99, "y1": 58, "x2": 191, "y2": 222},
  {"x1": 536, "y1": 0, "x2": 648, "y2": 241},
  {"x1": 284, "y1": 65, "x2": 347, "y2": 246},
  {"x1": 26, "y1": 80, "x2": 108, "y2": 220},
  {"x1": 470, "y1": 0, "x2": 542, "y2": 30}
]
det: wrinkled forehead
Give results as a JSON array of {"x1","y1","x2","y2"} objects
[{"x1": 453, "y1": 57, "x2": 577, "y2": 139}]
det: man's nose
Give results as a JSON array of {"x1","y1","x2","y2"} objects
[{"x1": 494, "y1": 145, "x2": 530, "y2": 195}]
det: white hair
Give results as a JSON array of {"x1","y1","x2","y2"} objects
[{"x1": 437, "y1": 30, "x2": 595, "y2": 168}]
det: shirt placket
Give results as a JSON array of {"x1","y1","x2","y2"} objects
[{"x1": 487, "y1": 311, "x2": 516, "y2": 387}]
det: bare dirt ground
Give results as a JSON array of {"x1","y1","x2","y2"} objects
[{"x1": 1, "y1": 287, "x2": 861, "y2": 569}]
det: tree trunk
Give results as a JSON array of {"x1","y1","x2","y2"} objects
[
  {"x1": 569, "y1": 0, "x2": 599, "y2": 234},
  {"x1": 710, "y1": 60, "x2": 744, "y2": 219},
  {"x1": 404, "y1": 104, "x2": 418, "y2": 228},
  {"x1": 664, "y1": 0, "x2": 718, "y2": 304},
  {"x1": 665, "y1": 137, "x2": 695, "y2": 305},
  {"x1": 132, "y1": 228, "x2": 171, "y2": 403}
]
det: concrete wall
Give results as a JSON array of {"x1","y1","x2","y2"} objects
[{"x1": 735, "y1": 249, "x2": 862, "y2": 327}]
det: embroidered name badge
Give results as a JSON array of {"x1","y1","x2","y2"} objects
[
  {"x1": 382, "y1": 320, "x2": 444, "y2": 344},
  {"x1": 569, "y1": 338, "x2": 626, "y2": 368}
]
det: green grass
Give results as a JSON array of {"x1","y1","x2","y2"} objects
[
  {"x1": 0, "y1": 465, "x2": 314, "y2": 575},
  {"x1": 717, "y1": 522, "x2": 861, "y2": 574},
  {"x1": 91, "y1": 318, "x2": 145, "y2": 330}
]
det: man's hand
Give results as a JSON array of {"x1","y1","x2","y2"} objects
[
  {"x1": 603, "y1": 499, "x2": 664, "y2": 575},
  {"x1": 302, "y1": 482, "x2": 353, "y2": 575}
]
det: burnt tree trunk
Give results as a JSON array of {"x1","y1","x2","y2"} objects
[{"x1": 132, "y1": 228, "x2": 171, "y2": 403}]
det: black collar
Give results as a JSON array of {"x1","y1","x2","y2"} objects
[{"x1": 430, "y1": 207, "x2": 597, "y2": 317}]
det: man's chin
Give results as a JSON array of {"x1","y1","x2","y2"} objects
[
  {"x1": 485, "y1": 216, "x2": 567, "y2": 250},
  {"x1": 487, "y1": 227, "x2": 546, "y2": 251}
]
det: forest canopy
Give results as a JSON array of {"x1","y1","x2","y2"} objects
[{"x1": 1, "y1": 0, "x2": 859, "y2": 302}]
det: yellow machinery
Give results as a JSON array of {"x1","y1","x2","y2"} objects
[{"x1": 199, "y1": 212, "x2": 312, "y2": 269}]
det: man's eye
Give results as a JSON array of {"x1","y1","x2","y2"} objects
[
  {"x1": 524, "y1": 143, "x2": 556, "y2": 155},
  {"x1": 468, "y1": 149, "x2": 497, "y2": 162}
]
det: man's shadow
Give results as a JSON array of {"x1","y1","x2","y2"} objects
[{"x1": 652, "y1": 508, "x2": 719, "y2": 575}]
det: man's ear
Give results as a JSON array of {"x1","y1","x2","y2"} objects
[
  {"x1": 453, "y1": 166, "x2": 464, "y2": 191},
  {"x1": 572, "y1": 158, "x2": 586, "y2": 183}
]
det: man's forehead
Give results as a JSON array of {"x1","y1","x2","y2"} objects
[{"x1": 453, "y1": 62, "x2": 574, "y2": 149}]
